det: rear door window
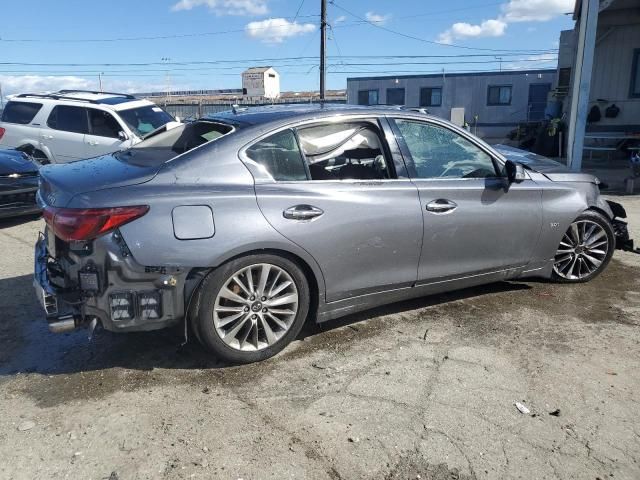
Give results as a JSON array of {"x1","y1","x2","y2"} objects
[
  {"x1": 47, "y1": 106, "x2": 89, "y2": 134},
  {"x1": 296, "y1": 122, "x2": 391, "y2": 180},
  {"x1": 87, "y1": 109, "x2": 122, "y2": 138},
  {"x1": 1, "y1": 101, "x2": 43, "y2": 124}
]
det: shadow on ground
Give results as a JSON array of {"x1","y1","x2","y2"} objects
[{"x1": 0, "y1": 272, "x2": 530, "y2": 378}]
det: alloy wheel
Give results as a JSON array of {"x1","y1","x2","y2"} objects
[
  {"x1": 213, "y1": 263, "x2": 299, "y2": 351},
  {"x1": 553, "y1": 220, "x2": 609, "y2": 280}
]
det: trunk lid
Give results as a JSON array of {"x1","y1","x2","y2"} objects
[
  {"x1": 0, "y1": 149, "x2": 39, "y2": 176},
  {"x1": 38, "y1": 153, "x2": 160, "y2": 207}
]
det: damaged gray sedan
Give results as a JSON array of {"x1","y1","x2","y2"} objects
[{"x1": 34, "y1": 105, "x2": 632, "y2": 363}]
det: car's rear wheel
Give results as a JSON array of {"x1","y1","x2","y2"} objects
[
  {"x1": 551, "y1": 211, "x2": 614, "y2": 283},
  {"x1": 192, "y1": 254, "x2": 310, "y2": 364}
]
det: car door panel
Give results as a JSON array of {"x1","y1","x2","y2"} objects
[
  {"x1": 389, "y1": 117, "x2": 543, "y2": 284},
  {"x1": 43, "y1": 105, "x2": 89, "y2": 163},
  {"x1": 255, "y1": 180, "x2": 423, "y2": 302},
  {"x1": 414, "y1": 177, "x2": 542, "y2": 283},
  {"x1": 247, "y1": 120, "x2": 423, "y2": 303}
]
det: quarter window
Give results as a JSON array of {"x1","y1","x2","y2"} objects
[
  {"x1": 487, "y1": 85, "x2": 512, "y2": 106},
  {"x1": 394, "y1": 120, "x2": 498, "y2": 179},
  {"x1": 1, "y1": 101, "x2": 43, "y2": 124},
  {"x1": 245, "y1": 129, "x2": 308, "y2": 182},
  {"x1": 357, "y1": 89, "x2": 379, "y2": 106},
  {"x1": 297, "y1": 122, "x2": 391, "y2": 180},
  {"x1": 47, "y1": 105, "x2": 89, "y2": 134},
  {"x1": 386, "y1": 88, "x2": 405, "y2": 106},
  {"x1": 88, "y1": 109, "x2": 122, "y2": 138},
  {"x1": 419, "y1": 87, "x2": 442, "y2": 107}
]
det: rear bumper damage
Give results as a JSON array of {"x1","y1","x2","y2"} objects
[{"x1": 34, "y1": 230, "x2": 189, "y2": 334}]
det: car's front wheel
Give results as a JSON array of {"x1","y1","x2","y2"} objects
[
  {"x1": 551, "y1": 210, "x2": 615, "y2": 283},
  {"x1": 192, "y1": 254, "x2": 310, "y2": 364}
]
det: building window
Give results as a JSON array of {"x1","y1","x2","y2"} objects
[
  {"x1": 386, "y1": 88, "x2": 405, "y2": 106},
  {"x1": 487, "y1": 85, "x2": 512, "y2": 106},
  {"x1": 357, "y1": 89, "x2": 379, "y2": 106},
  {"x1": 419, "y1": 87, "x2": 442, "y2": 107},
  {"x1": 631, "y1": 49, "x2": 640, "y2": 98},
  {"x1": 558, "y1": 68, "x2": 571, "y2": 88}
]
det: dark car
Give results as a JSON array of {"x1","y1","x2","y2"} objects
[{"x1": 0, "y1": 149, "x2": 40, "y2": 219}]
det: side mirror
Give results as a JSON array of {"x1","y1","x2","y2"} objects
[
  {"x1": 505, "y1": 159, "x2": 526, "y2": 183},
  {"x1": 118, "y1": 131, "x2": 129, "y2": 142},
  {"x1": 175, "y1": 116, "x2": 181, "y2": 123}
]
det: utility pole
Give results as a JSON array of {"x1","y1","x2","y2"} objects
[
  {"x1": 98, "y1": 73, "x2": 103, "y2": 93},
  {"x1": 320, "y1": 0, "x2": 327, "y2": 101}
]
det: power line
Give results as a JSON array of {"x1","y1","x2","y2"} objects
[
  {"x1": 0, "y1": 52, "x2": 558, "y2": 68},
  {"x1": 330, "y1": 1, "x2": 556, "y2": 54}
]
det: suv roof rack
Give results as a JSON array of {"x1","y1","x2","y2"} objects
[
  {"x1": 15, "y1": 93, "x2": 100, "y2": 104},
  {"x1": 57, "y1": 89, "x2": 136, "y2": 99},
  {"x1": 15, "y1": 90, "x2": 138, "y2": 105}
]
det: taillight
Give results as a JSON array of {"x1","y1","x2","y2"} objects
[
  {"x1": 0, "y1": 127, "x2": 5, "y2": 140},
  {"x1": 43, "y1": 205, "x2": 149, "y2": 241}
]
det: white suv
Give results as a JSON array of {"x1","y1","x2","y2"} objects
[{"x1": 0, "y1": 90, "x2": 179, "y2": 164}]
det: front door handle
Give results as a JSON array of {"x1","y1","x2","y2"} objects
[
  {"x1": 283, "y1": 205, "x2": 324, "y2": 221},
  {"x1": 426, "y1": 199, "x2": 458, "y2": 214},
  {"x1": 41, "y1": 134, "x2": 53, "y2": 140},
  {"x1": 88, "y1": 140, "x2": 99, "y2": 146}
]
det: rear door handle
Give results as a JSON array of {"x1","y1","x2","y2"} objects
[
  {"x1": 426, "y1": 199, "x2": 458, "y2": 214},
  {"x1": 41, "y1": 134, "x2": 53, "y2": 140},
  {"x1": 283, "y1": 205, "x2": 324, "y2": 221},
  {"x1": 88, "y1": 140, "x2": 99, "y2": 146}
]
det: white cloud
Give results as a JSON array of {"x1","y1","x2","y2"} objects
[
  {"x1": 365, "y1": 11, "x2": 390, "y2": 25},
  {"x1": 501, "y1": 0, "x2": 574, "y2": 22},
  {"x1": 171, "y1": 0, "x2": 267, "y2": 16},
  {"x1": 245, "y1": 18, "x2": 315, "y2": 44},
  {"x1": 334, "y1": 15, "x2": 346, "y2": 24},
  {"x1": 438, "y1": 19, "x2": 507, "y2": 44},
  {"x1": 0, "y1": 75, "x2": 166, "y2": 96},
  {"x1": 437, "y1": 0, "x2": 572, "y2": 44}
]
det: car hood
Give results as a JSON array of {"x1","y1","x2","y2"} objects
[
  {"x1": 493, "y1": 145, "x2": 599, "y2": 184},
  {"x1": 38, "y1": 154, "x2": 160, "y2": 207},
  {"x1": 0, "y1": 149, "x2": 39, "y2": 176}
]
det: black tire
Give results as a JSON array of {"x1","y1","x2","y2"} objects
[
  {"x1": 551, "y1": 210, "x2": 615, "y2": 283},
  {"x1": 192, "y1": 254, "x2": 310, "y2": 364}
]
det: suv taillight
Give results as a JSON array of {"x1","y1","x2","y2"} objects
[
  {"x1": 43, "y1": 205, "x2": 149, "y2": 241},
  {"x1": 0, "y1": 127, "x2": 5, "y2": 140}
]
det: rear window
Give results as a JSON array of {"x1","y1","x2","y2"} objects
[
  {"x1": 118, "y1": 105, "x2": 174, "y2": 137},
  {"x1": 115, "y1": 120, "x2": 234, "y2": 166},
  {"x1": 1, "y1": 101, "x2": 43, "y2": 124}
]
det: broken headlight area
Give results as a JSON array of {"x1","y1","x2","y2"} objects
[{"x1": 607, "y1": 200, "x2": 639, "y2": 254}]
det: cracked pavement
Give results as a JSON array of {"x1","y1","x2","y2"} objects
[{"x1": 0, "y1": 196, "x2": 639, "y2": 480}]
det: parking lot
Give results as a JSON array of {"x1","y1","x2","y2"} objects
[{"x1": 0, "y1": 195, "x2": 638, "y2": 480}]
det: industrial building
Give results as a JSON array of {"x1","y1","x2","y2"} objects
[{"x1": 346, "y1": 69, "x2": 557, "y2": 142}]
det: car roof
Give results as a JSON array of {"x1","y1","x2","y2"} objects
[
  {"x1": 9, "y1": 91, "x2": 151, "y2": 110},
  {"x1": 206, "y1": 103, "x2": 437, "y2": 127}
]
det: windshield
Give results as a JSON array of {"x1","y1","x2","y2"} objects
[
  {"x1": 118, "y1": 105, "x2": 175, "y2": 137},
  {"x1": 115, "y1": 120, "x2": 234, "y2": 166}
]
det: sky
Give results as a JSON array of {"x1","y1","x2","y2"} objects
[{"x1": 0, "y1": 0, "x2": 576, "y2": 96}]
